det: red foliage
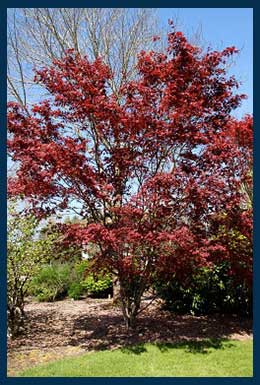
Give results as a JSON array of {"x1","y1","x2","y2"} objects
[{"x1": 7, "y1": 27, "x2": 253, "y2": 323}]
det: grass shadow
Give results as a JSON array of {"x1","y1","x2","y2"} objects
[
  {"x1": 120, "y1": 338, "x2": 235, "y2": 355},
  {"x1": 121, "y1": 343, "x2": 147, "y2": 355},
  {"x1": 156, "y1": 338, "x2": 235, "y2": 354}
]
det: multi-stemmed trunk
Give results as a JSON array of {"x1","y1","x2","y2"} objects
[{"x1": 118, "y1": 277, "x2": 147, "y2": 330}]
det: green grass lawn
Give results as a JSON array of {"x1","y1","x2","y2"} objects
[{"x1": 19, "y1": 339, "x2": 253, "y2": 377}]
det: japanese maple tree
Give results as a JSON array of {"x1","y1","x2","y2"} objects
[{"x1": 8, "y1": 25, "x2": 253, "y2": 328}]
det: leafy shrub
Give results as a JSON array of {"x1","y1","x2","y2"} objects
[
  {"x1": 68, "y1": 282, "x2": 83, "y2": 300},
  {"x1": 155, "y1": 264, "x2": 252, "y2": 317},
  {"x1": 29, "y1": 263, "x2": 73, "y2": 302},
  {"x1": 74, "y1": 260, "x2": 89, "y2": 277},
  {"x1": 73, "y1": 260, "x2": 113, "y2": 298},
  {"x1": 81, "y1": 273, "x2": 113, "y2": 297},
  {"x1": 30, "y1": 260, "x2": 113, "y2": 301}
]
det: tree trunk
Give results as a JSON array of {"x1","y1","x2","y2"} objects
[
  {"x1": 119, "y1": 281, "x2": 145, "y2": 330},
  {"x1": 112, "y1": 275, "x2": 120, "y2": 304}
]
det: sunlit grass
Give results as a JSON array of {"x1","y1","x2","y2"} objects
[{"x1": 19, "y1": 339, "x2": 253, "y2": 377}]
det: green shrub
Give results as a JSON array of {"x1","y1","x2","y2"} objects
[
  {"x1": 29, "y1": 263, "x2": 73, "y2": 302},
  {"x1": 74, "y1": 260, "x2": 89, "y2": 277},
  {"x1": 68, "y1": 282, "x2": 83, "y2": 300},
  {"x1": 30, "y1": 260, "x2": 113, "y2": 302},
  {"x1": 73, "y1": 260, "x2": 113, "y2": 297},
  {"x1": 81, "y1": 273, "x2": 112, "y2": 296},
  {"x1": 155, "y1": 264, "x2": 252, "y2": 317}
]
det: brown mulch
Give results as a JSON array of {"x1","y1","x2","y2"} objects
[{"x1": 7, "y1": 297, "x2": 253, "y2": 376}]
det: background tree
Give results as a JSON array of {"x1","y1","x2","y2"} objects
[
  {"x1": 7, "y1": 201, "x2": 54, "y2": 337},
  {"x1": 7, "y1": 8, "x2": 162, "y2": 108},
  {"x1": 7, "y1": 25, "x2": 253, "y2": 328},
  {"x1": 39, "y1": 217, "x2": 83, "y2": 263}
]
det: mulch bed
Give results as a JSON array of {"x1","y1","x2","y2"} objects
[{"x1": 7, "y1": 297, "x2": 253, "y2": 376}]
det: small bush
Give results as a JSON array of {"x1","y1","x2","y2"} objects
[
  {"x1": 81, "y1": 273, "x2": 113, "y2": 297},
  {"x1": 29, "y1": 263, "x2": 73, "y2": 302},
  {"x1": 68, "y1": 282, "x2": 83, "y2": 300},
  {"x1": 73, "y1": 260, "x2": 113, "y2": 297}
]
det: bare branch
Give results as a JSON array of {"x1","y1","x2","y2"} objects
[{"x1": 7, "y1": 8, "x2": 162, "y2": 106}]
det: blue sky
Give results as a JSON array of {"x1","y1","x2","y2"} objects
[{"x1": 157, "y1": 8, "x2": 253, "y2": 118}]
